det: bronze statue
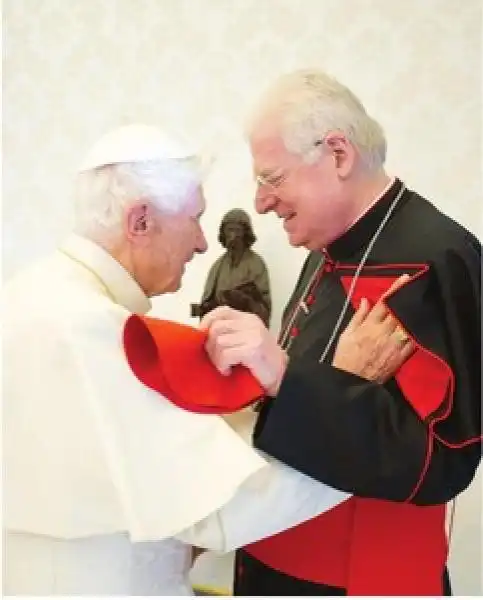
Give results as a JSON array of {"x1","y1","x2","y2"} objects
[{"x1": 191, "y1": 209, "x2": 271, "y2": 326}]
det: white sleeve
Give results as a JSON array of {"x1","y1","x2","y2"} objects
[
  {"x1": 4, "y1": 301, "x2": 267, "y2": 542},
  {"x1": 176, "y1": 410, "x2": 351, "y2": 552}
]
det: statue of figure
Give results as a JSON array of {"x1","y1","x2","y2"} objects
[{"x1": 191, "y1": 209, "x2": 272, "y2": 326}]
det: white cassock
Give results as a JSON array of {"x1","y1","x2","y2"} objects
[{"x1": 2, "y1": 234, "x2": 350, "y2": 595}]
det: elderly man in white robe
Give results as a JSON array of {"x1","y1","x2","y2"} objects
[{"x1": 3, "y1": 124, "x2": 411, "y2": 595}]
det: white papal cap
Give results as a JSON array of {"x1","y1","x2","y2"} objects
[{"x1": 78, "y1": 123, "x2": 198, "y2": 173}]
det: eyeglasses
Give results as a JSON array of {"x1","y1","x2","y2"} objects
[
  {"x1": 255, "y1": 170, "x2": 287, "y2": 189},
  {"x1": 255, "y1": 139, "x2": 325, "y2": 190}
]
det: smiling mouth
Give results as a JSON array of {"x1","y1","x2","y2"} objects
[{"x1": 281, "y1": 213, "x2": 296, "y2": 226}]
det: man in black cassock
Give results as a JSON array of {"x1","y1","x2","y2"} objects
[{"x1": 201, "y1": 69, "x2": 481, "y2": 596}]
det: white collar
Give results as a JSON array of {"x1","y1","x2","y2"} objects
[{"x1": 59, "y1": 234, "x2": 152, "y2": 314}]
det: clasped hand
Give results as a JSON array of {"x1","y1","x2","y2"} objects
[{"x1": 200, "y1": 306, "x2": 287, "y2": 396}]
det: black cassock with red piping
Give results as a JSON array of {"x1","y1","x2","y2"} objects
[{"x1": 234, "y1": 178, "x2": 481, "y2": 596}]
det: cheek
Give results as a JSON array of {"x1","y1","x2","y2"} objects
[
  {"x1": 151, "y1": 242, "x2": 168, "y2": 274},
  {"x1": 283, "y1": 185, "x2": 317, "y2": 221},
  {"x1": 172, "y1": 226, "x2": 193, "y2": 262},
  {"x1": 275, "y1": 182, "x2": 301, "y2": 209},
  {"x1": 284, "y1": 171, "x2": 320, "y2": 209}
]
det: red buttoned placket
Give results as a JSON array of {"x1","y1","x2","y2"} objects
[
  {"x1": 254, "y1": 251, "x2": 337, "y2": 413},
  {"x1": 281, "y1": 249, "x2": 336, "y2": 351}
]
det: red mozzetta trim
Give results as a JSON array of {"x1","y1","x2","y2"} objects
[
  {"x1": 434, "y1": 431, "x2": 483, "y2": 448},
  {"x1": 339, "y1": 270, "x2": 453, "y2": 422},
  {"x1": 339, "y1": 269, "x2": 455, "y2": 500},
  {"x1": 337, "y1": 262, "x2": 428, "y2": 270},
  {"x1": 340, "y1": 264, "x2": 482, "y2": 449}
]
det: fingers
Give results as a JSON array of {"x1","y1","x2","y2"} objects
[
  {"x1": 206, "y1": 331, "x2": 248, "y2": 355},
  {"x1": 206, "y1": 342, "x2": 249, "y2": 376},
  {"x1": 399, "y1": 338, "x2": 416, "y2": 361},
  {"x1": 391, "y1": 325, "x2": 410, "y2": 344},
  {"x1": 204, "y1": 334, "x2": 233, "y2": 375},
  {"x1": 204, "y1": 344, "x2": 232, "y2": 376},
  {"x1": 369, "y1": 340, "x2": 414, "y2": 384},
  {"x1": 333, "y1": 273, "x2": 416, "y2": 383},
  {"x1": 362, "y1": 274, "x2": 412, "y2": 325},
  {"x1": 200, "y1": 305, "x2": 265, "y2": 331},
  {"x1": 199, "y1": 305, "x2": 244, "y2": 330},
  {"x1": 205, "y1": 326, "x2": 256, "y2": 376},
  {"x1": 368, "y1": 299, "x2": 391, "y2": 323},
  {"x1": 381, "y1": 274, "x2": 411, "y2": 300},
  {"x1": 209, "y1": 318, "x2": 247, "y2": 338},
  {"x1": 381, "y1": 313, "x2": 398, "y2": 334},
  {"x1": 344, "y1": 297, "x2": 370, "y2": 334}
]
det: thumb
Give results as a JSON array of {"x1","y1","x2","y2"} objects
[{"x1": 345, "y1": 297, "x2": 370, "y2": 334}]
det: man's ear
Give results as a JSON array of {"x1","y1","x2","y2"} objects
[
  {"x1": 324, "y1": 132, "x2": 356, "y2": 178},
  {"x1": 125, "y1": 203, "x2": 152, "y2": 242}
]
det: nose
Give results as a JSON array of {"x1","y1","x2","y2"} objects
[
  {"x1": 255, "y1": 188, "x2": 278, "y2": 214},
  {"x1": 197, "y1": 230, "x2": 208, "y2": 254}
]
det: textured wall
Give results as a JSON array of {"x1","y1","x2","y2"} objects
[{"x1": 3, "y1": 0, "x2": 482, "y2": 594}]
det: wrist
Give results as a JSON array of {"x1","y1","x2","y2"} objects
[{"x1": 266, "y1": 350, "x2": 288, "y2": 396}]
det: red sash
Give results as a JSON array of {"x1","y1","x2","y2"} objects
[{"x1": 245, "y1": 498, "x2": 447, "y2": 595}]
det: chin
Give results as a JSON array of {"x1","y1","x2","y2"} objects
[
  {"x1": 305, "y1": 239, "x2": 325, "y2": 251},
  {"x1": 293, "y1": 231, "x2": 327, "y2": 251},
  {"x1": 286, "y1": 232, "x2": 306, "y2": 248},
  {"x1": 153, "y1": 277, "x2": 182, "y2": 296},
  {"x1": 166, "y1": 279, "x2": 182, "y2": 294}
]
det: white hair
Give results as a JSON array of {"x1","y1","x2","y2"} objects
[
  {"x1": 73, "y1": 157, "x2": 201, "y2": 241},
  {"x1": 249, "y1": 69, "x2": 387, "y2": 170}
]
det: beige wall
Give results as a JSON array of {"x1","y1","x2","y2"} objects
[{"x1": 3, "y1": 0, "x2": 482, "y2": 594}]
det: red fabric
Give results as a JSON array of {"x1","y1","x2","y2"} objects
[
  {"x1": 246, "y1": 498, "x2": 355, "y2": 588},
  {"x1": 347, "y1": 500, "x2": 447, "y2": 595},
  {"x1": 339, "y1": 272, "x2": 453, "y2": 421},
  {"x1": 245, "y1": 272, "x2": 450, "y2": 594},
  {"x1": 122, "y1": 314, "x2": 264, "y2": 414},
  {"x1": 246, "y1": 499, "x2": 447, "y2": 595}
]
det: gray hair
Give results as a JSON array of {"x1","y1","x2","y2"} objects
[
  {"x1": 249, "y1": 69, "x2": 387, "y2": 170},
  {"x1": 73, "y1": 157, "x2": 201, "y2": 241}
]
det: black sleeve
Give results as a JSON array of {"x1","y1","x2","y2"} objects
[{"x1": 253, "y1": 361, "x2": 480, "y2": 505}]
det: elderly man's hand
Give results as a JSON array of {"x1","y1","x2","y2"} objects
[
  {"x1": 333, "y1": 275, "x2": 415, "y2": 383},
  {"x1": 200, "y1": 306, "x2": 287, "y2": 396}
]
